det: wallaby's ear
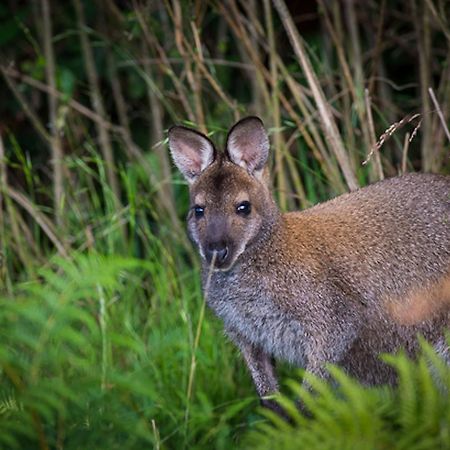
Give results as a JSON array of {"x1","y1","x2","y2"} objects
[
  {"x1": 168, "y1": 126, "x2": 216, "y2": 184},
  {"x1": 225, "y1": 117, "x2": 270, "y2": 176}
]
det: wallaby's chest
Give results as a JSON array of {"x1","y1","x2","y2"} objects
[{"x1": 204, "y1": 269, "x2": 308, "y2": 365}]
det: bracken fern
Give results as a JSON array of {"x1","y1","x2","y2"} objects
[{"x1": 245, "y1": 342, "x2": 450, "y2": 450}]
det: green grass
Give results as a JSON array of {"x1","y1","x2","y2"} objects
[{"x1": 0, "y1": 253, "x2": 259, "y2": 449}]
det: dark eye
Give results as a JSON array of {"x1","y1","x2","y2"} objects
[
  {"x1": 236, "y1": 201, "x2": 251, "y2": 216},
  {"x1": 193, "y1": 205, "x2": 205, "y2": 218}
]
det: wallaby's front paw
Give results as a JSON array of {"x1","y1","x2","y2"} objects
[{"x1": 261, "y1": 398, "x2": 292, "y2": 423}]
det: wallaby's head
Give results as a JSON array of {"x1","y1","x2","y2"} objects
[{"x1": 169, "y1": 117, "x2": 278, "y2": 271}]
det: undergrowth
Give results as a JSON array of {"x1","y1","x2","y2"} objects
[
  {"x1": 246, "y1": 346, "x2": 450, "y2": 450},
  {"x1": 0, "y1": 254, "x2": 256, "y2": 449}
]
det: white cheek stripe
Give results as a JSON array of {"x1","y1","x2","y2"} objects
[{"x1": 190, "y1": 225, "x2": 207, "y2": 260}]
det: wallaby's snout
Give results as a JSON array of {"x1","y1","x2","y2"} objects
[
  {"x1": 205, "y1": 240, "x2": 228, "y2": 266},
  {"x1": 204, "y1": 217, "x2": 230, "y2": 267}
]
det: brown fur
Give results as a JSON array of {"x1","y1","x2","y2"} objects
[
  {"x1": 387, "y1": 274, "x2": 450, "y2": 325},
  {"x1": 168, "y1": 117, "x2": 450, "y2": 409}
]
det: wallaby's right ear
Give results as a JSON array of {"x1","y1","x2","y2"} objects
[
  {"x1": 225, "y1": 116, "x2": 270, "y2": 181},
  {"x1": 168, "y1": 126, "x2": 216, "y2": 184}
]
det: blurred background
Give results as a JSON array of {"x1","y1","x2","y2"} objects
[{"x1": 0, "y1": 1, "x2": 449, "y2": 449}]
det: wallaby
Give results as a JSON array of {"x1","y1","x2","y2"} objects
[{"x1": 168, "y1": 116, "x2": 450, "y2": 411}]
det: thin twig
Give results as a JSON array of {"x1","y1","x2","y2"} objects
[{"x1": 428, "y1": 87, "x2": 450, "y2": 144}]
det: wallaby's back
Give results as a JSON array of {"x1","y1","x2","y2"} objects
[{"x1": 284, "y1": 172, "x2": 450, "y2": 306}]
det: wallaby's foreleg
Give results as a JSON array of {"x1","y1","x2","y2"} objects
[
  {"x1": 240, "y1": 341, "x2": 279, "y2": 397},
  {"x1": 228, "y1": 330, "x2": 283, "y2": 414}
]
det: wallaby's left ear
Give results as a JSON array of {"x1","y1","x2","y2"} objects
[{"x1": 225, "y1": 116, "x2": 270, "y2": 176}]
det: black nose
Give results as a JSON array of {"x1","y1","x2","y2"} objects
[{"x1": 205, "y1": 242, "x2": 228, "y2": 265}]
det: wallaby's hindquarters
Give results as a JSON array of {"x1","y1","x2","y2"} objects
[{"x1": 168, "y1": 116, "x2": 450, "y2": 406}]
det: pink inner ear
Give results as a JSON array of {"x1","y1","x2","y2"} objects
[
  {"x1": 226, "y1": 117, "x2": 269, "y2": 173},
  {"x1": 174, "y1": 142, "x2": 204, "y2": 178},
  {"x1": 169, "y1": 126, "x2": 215, "y2": 182}
]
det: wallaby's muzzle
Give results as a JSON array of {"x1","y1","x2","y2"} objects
[{"x1": 205, "y1": 241, "x2": 229, "y2": 267}]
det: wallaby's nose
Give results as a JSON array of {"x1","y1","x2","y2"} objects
[{"x1": 205, "y1": 242, "x2": 229, "y2": 265}]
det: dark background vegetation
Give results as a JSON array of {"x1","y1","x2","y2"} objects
[{"x1": 0, "y1": 1, "x2": 449, "y2": 449}]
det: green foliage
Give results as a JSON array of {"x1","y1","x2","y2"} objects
[
  {"x1": 0, "y1": 254, "x2": 255, "y2": 449},
  {"x1": 245, "y1": 346, "x2": 450, "y2": 450}
]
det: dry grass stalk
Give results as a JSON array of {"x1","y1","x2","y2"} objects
[
  {"x1": 0, "y1": 132, "x2": 7, "y2": 291},
  {"x1": 277, "y1": 61, "x2": 346, "y2": 193},
  {"x1": 220, "y1": 0, "x2": 272, "y2": 107},
  {"x1": 5, "y1": 186, "x2": 69, "y2": 258},
  {"x1": 242, "y1": 0, "x2": 265, "y2": 117},
  {"x1": 133, "y1": 0, "x2": 195, "y2": 122},
  {"x1": 367, "y1": 0, "x2": 387, "y2": 94},
  {"x1": 41, "y1": 0, "x2": 64, "y2": 227},
  {"x1": 401, "y1": 132, "x2": 411, "y2": 174},
  {"x1": 364, "y1": 89, "x2": 384, "y2": 180},
  {"x1": 411, "y1": 0, "x2": 434, "y2": 171},
  {"x1": 272, "y1": 0, "x2": 359, "y2": 191},
  {"x1": 172, "y1": 1, "x2": 205, "y2": 131},
  {"x1": 362, "y1": 113, "x2": 421, "y2": 166},
  {"x1": 343, "y1": 0, "x2": 372, "y2": 168},
  {"x1": 3, "y1": 67, "x2": 123, "y2": 132},
  {"x1": 183, "y1": 251, "x2": 217, "y2": 447},
  {"x1": 226, "y1": 0, "x2": 345, "y2": 193},
  {"x1": 428, "y1": 87, "x2": 450, "y2": 144},
  {"x1": 263, "y1": 0, "x2": 288, "y2": 209},
  {"x1": 1, "y1": 65, "x2": 51, "y2": 143},
  {"x1": 5, "y1": 63, "x2": 187, "y2": 245},
  {"x1": 319, "y1": 0, "x2": 371, "y2": 169},
  {"x1": 0, "y1": 133, "x2": 35, "y2": 274},
  {"x1": 135, "y1": 29, "x2": 180, "y2": 232},
  {"x1": 423, "y1": 0, "x2": 450, "y2": 43},
  {"x1": 73, "y1": 0, "x2": 121, "y2": 210}
]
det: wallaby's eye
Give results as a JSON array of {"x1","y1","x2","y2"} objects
[
  {"x1": 236, "y1": 201, "x2": 251, "y2": 216},
  {"x1": 193, "y1": 205, "x2": 205, "y2": 218}
]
